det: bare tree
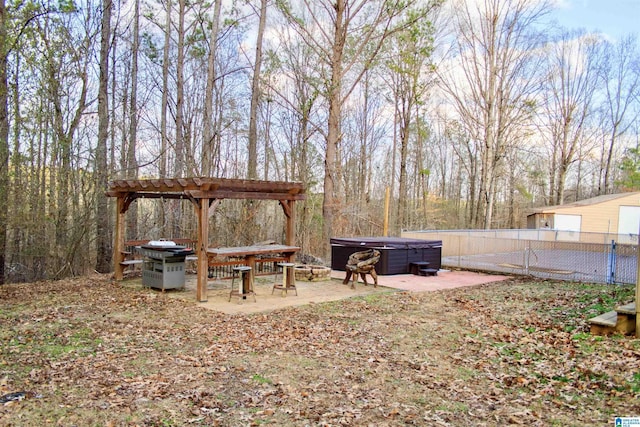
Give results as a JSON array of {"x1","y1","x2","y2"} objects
[
  {"x1": 540, "y1": 30, "x2": 601, "y2": 205},
  {"x1": 247, "y1": 0, "x2": 268, "y2": 179},
  {"x1": 127, "y1": 0, "x2": 140, "y2": 237},
  {"x1": 175, "y1": 0, "x2": 186, "y2": 177},
  {"x1": 262, "y1": 24, "x2": 323, "y2": 253},
  {"x1": 95, "y1": 0, "x2": 112, "y2": 273},
  {"x1": 0, "y1": 0, "x2": 8, "y2": 283},
  {"x1": 160, "y1": 0, "x2": 171, "y2": 180},
  {"x1": 598, "y1": 35, "x2": 640, "y2": 195},
  {"x1": 437, "y1": 0, "x2": 549, "y2": 228},
  {"x1": 202, "y1": 0, "x2": 222, "y2": 177},
  {"x1": 384, "y1": 16, "x2": 436, "y2": 233},
  {"x1": 41, "y1": 10, "x2": 93, "y2": 276},
  {"x1": 278, "y1": 0, "x2": 440, "y2": 256}
]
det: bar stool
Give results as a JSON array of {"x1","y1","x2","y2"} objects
[
  {"x1": 272, "y1": 262, "x2": 297, "y2": 296},
  {"x1": 229, "y1": 266, "x2": 255, "y2": 303}
]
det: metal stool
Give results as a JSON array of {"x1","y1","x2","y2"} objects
[
  {"x1": 229, "y1": 266, "x2": 255, "y2": 303},
  {"x1": 272, "y1": 262, "x2": 297, "y2": 296}
]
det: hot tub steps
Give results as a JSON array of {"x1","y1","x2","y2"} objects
[
  {"x1": 419, "y1": 268, "x2": 438, "y2": 276},
  {"x1": 588, "y1": 302, "x2": 636, "y2": 336}
]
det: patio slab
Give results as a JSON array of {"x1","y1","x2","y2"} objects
[
  {"x1": 363, "y1": 269, "x2": 511, "y2": 292},
  {"x1": 157, "y1": 269, "x2": 511, "y2": 315}
]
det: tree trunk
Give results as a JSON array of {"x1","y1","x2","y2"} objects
[
  {"x1": 175, "y1": 0, "x2": 185, "y2": 177},
  {"x1": 160, "y1": 0, "x2": 171, "y2": 179},
  {"x1": 9, "y1": 53, "x2": 21, "y2": 276},
  {"x1": 0, "y1": 0, "x2": 8, "y2": 284},
  {"x1": 157, "y1": 0, "x2": 172, "y2": 232},
  {"x1": 125, "y1": 0, "x2": 140, "y2": 240},
  {"x1": 173, "y1": 0, "x2": 187, "y2": 241},
  {"x1": 95, "y1": 0, "x2": 112, "y2": 273},
  {"x1": 322, "y1": 0, "x2": 346, "y2": 257},
  {"x1": 248, "y1": 0, "x2": 267, "y2": 179},
  {"x1": 396, "y1": 88, "x2": 411, "y2": 232},
  {"x1": 202, "y1": 0, "x2": 222, "y2": 177}
]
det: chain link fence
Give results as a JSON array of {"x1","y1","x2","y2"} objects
[{"x1": 403, "y1": 230, "x2": 638, "y2": 285}]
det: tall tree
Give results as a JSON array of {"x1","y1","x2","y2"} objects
[
  {"x1": 160, "y1": 0, "x2": 171, "y2": 179},
  {"x1": 598, "y1": 35, "x2": 640, "y2": 195},
  {"x1": 156, "y1": 0, "x2": 172, "y2": 234},
  {"x1": 95, "y1": 0, "x2": 112, "y2": 273},
  {"x1": 437, "y1": 0, "x2": 549, "y2": 228},
  {"x1": 0, "y1": 0, "x2": 8, "y2": 284},
  {"x1": 125, "y1": 0, "x2": 140, "y2": 240},
  {"x1": 385, "y1": 15, "x2": 436, "y2": 232},
  {"x1": 278, "y1": 0, "x2": 440, "y2": 256},
  {"x1": 41, "y1": 6, "x2": 93, "y2": 276},
  {"x1": 175, "y1": 0, "x2": 186, "y2": 177},
  {"x1": 247, "y1": 0, "x2": 268, "y2": 179},
  {"x1": 540, "y1": 30, "x2": 601, "y2": 205},
  {"x1": 263, "y1": 26, "x2": 322, "y2": 253},
  {"x1": 202, "y1": 0, "x2": 222, "y2": 177}
]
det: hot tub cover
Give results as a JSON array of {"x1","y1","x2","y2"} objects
[{"x1": 330, "y1": 237, "x2": 441, "y2": 249}]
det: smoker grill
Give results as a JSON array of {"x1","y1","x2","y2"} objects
[{"x1": 136, "y1": 242, "x2": 194, "y2": 290}]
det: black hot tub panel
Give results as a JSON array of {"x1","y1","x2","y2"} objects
[{"x1": 330, "y1": 237, "x2": 442, "y2": 275}]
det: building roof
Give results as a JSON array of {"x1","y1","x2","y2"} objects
[{"x1": 527, "y1": 192, "x2": 640, "y2": 216}]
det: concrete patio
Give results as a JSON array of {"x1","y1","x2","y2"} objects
[{"x1": 161, "y1": 269, "x2": 512, "y2": 315}]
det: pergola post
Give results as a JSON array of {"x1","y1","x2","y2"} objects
[
  {"x1": 196, "y1": 198, "x2": 210, "y2": 302},
  {"x1": 281, "y1": 199, "x2": 296, "y2": 288},
  {"x1": 281, "y1": 199, "x2": 296, "y2": 247},
  {"x1": 113, "y1": 196, "x2": 126, "y2": 280}
]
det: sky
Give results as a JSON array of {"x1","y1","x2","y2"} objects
[{"x1": 549, "y1": 0, "x2": 640, "y2": 41}]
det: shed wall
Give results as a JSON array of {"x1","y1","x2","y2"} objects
[{"x1": 538, "y1": 193, "x2": 640, "y2": 234}]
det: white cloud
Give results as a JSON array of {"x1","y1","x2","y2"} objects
[{"x1": 551, "y1": 0, "x2": 572, "y2": 10}]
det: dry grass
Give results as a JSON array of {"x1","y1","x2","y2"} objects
[{"x1": 1, "y1": 274, "x2": 639, "y2": 426}]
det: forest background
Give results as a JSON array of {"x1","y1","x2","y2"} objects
[{"x1": 0, "y1": 0, "x2": 639, "y2": 285}]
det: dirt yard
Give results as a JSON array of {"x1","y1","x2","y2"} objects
[{"x1": 1, "y1": 273, "x2": 639, "y2": 426}]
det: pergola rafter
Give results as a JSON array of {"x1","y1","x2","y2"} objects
[{"x1": 106, "y1": 177, "x2": 306, "y2": 302}]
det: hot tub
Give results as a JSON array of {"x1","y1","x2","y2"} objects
[{"x1": 330, "y1": 237, "x2": 442, "y2": 275}]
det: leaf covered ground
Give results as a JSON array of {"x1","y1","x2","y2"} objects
[{"x1": 1, "y1": 274, "x2": 639, "y2": 426}]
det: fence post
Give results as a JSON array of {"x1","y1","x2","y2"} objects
[
  {"x1": 636, "y1": 225, "x2": 640, "y2": 338},
  {"x1": 606, "y1": 240, "x2": 616, "y2": 285}
]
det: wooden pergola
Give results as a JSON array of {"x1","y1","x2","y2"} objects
[{"x1": 106, "y1": 177, "x2": 306, "y2": 302}]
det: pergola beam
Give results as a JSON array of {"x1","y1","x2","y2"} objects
[
  {"x1": 108, "y1": 177, "x2": 305, "y2": 195},
  {"x1": 105, "y1": 191, "x2": 305, "y2": 201}
]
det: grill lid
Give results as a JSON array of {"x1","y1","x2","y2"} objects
[
  {"x1": 138, "y1": 242, "x2": 195, "y2": 258},
  {"x1": 146, "y1": 239, "x2": 177, "y2": 248}
]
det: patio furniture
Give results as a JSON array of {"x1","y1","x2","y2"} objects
[
  {"x1": 229, "y1": 266, "x2": 255, "y2": 303},
  {"x1": 343, "y1": 249, "x2": 380, "y2": 289},
  {"x1": 272, "y1": 262, "x2": 298, "y2": 296}
]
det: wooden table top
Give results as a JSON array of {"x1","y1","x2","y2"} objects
[{"x1": 206, "y1": 244, "x2": 300, "y2": 258}]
